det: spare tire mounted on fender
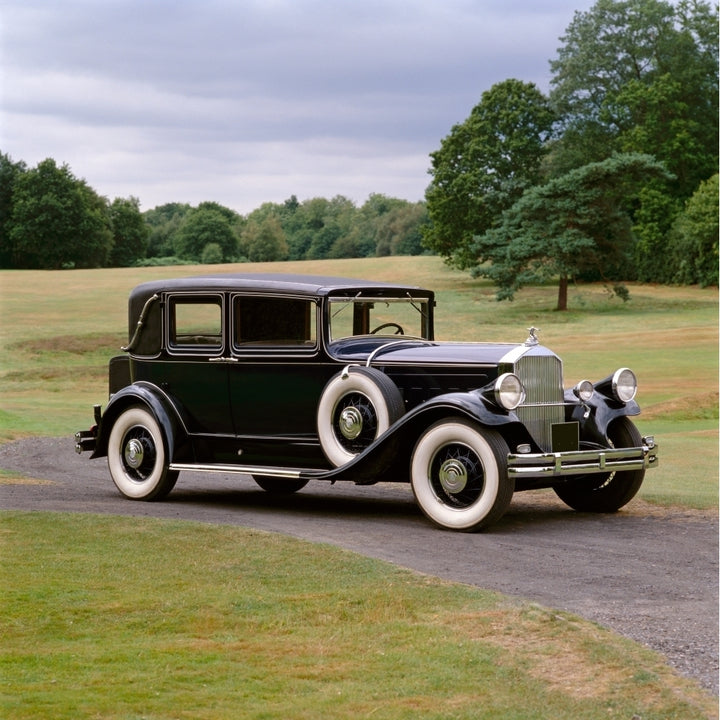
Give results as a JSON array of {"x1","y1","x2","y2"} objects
[{"x1": 317, "y1": 366, "x2": 405, "y2": 467}]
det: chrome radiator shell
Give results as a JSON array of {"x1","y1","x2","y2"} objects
[{"x1": 501, "y1": 345, "x2": 566, "y2": 452}]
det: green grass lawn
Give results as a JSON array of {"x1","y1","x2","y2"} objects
[{"x1": 2, "y1": 511, "x2": 716, "y2": 720}]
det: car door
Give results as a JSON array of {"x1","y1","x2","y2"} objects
[
  {"x1": 141, "y1": 292, "x2": 234, "y2": 441},
  {"x1": 227, "y1": 293, "x2": 333, "y2": 466}
]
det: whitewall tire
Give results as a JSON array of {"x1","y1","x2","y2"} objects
[
  {"x1": 410, "y1": 418, "x2": 513, "y2": 531},
  {"x1": 317, "y1": 366, "x2": 404, "y2": 467},
  {"x1": 107, "y1": 406, "x2": 178, "y2": 500}
]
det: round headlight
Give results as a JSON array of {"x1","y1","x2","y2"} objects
[
  {"x1": 494, "y1": 373, "x2": 526, "y2": 411},
  {"x1": 573, "y1": 379, "x2": 594, "y2": 402},
  {"x1": 612, "y1": 368, "x2": 637, "y2": 403}
]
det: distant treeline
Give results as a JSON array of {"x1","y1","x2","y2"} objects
[
  {"x1": 0, "y1": 154, "x2": 428, "y2": 270},
  {"x1": 144, "y1": 194, "x2": 428, "y2": 266}
]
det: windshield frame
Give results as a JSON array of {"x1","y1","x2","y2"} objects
[{"x1": 326, "y1": 291, "x2": 434, "y2": 343}]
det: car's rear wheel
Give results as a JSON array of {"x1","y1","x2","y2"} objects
[
  {"x1": 252, "y1": 476, "x2": 309, "y2": 494},
  {"x1": 107, "y1": 406, "x2": 178, "y2": 500},
  {"x1": 317, "y1": 366, "x2": 405, "y2": 467},
  {"x1": 410, "y1": 418, "x2": 514, "y2": 531},
  {"x1": 553, "y1": 417, "x2": 645, "y2": 512}
]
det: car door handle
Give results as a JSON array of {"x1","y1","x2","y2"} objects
[{"x1": 208, "y1": 357, "x2": 239, "y2": 363}]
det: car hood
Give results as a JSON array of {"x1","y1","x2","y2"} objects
[{"x1": 330, "y1": 339, "x2": 540, "y2": 367}]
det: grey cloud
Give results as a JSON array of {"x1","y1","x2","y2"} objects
[{"x1": 2, "y1": 0, "x2": 595, "y2": 212}]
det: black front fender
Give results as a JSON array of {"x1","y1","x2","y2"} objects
[
  {"x1": 566, "y1": 389, "x2": 641, "y2": 445},
  {"x1": 317, "y1": 390, "x2": 525, "y2": 484},
  {"x1": 92, "y1": 382, "x2": 190, "y2": 462}
]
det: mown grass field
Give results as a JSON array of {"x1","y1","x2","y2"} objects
[{"x1": 1, "y1": 256, "x2": 718, "y2": 718}]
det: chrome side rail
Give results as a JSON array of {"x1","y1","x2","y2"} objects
[{"x1": 168, "y1": 462, "x2": 327, "y2": 478}]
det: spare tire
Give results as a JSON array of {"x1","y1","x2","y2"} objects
[{"x1": 317, "y1": 366, "x2": 405, "y2": 467}]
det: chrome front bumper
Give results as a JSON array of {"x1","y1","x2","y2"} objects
[{"x1": 507, "y1": 436, "x2": 658, "y2": 478}]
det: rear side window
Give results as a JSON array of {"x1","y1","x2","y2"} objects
[
  {"x1": 168, "y1": 295, "x2": 223, "y2": 352},
  {"x1": 233, "y1": 295, "x2": 317, "y2": 348}
]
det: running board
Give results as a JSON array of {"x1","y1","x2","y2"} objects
[{"x1": 169, "y1": 462, "x2": 328, "y2": 479}]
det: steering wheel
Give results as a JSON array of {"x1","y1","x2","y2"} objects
[{"x1": 370, "y1": 322, "x2": 404, "y2": 335}]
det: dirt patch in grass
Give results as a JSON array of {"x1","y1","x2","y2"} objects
[
  {"x1": 557, "y1": 325, "x2": 718, "y2": 349},
  {"x1": 0, "y1": 470, "x2": 55, "y2": 486},
  {"x1": 643, "y1": 391, "x2": 719, "y2": 421},
  {"x1": 3, "y1": 334, "x2": 116, "y2": 385},
  {"x1": 11, "y1": 333, "x2": 125, "y2": 355},
  {"x1": 3, "y1": 365, "x2": 107, "y2": 383},
  {"x1": 439, "y1": 604, "x2": 713, "y2": 711}
]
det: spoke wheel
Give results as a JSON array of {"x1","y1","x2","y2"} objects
[
  {"x1": 411, "y1": 418, "x2": 513, "y2": 531},
  {"x1": 107, "y1": 406, "x2": 178, "y2": 500},
  {"x1": 318, "y1": 366, "x2": 404, "y2": 467}
]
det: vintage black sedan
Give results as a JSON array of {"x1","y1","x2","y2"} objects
[{"x1": 75, "y1": 273, "x2": 658, "y2": 531}]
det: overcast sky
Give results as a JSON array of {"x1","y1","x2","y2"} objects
[{"x1": 2, "y1": 1, "x2": 597, "y2": 215}]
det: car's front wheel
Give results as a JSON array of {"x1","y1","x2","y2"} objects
[
  {"x1": 410, "y1": 418, "x2": 514, "y2": 531},
  {"x1": 553, "y1": 417, "x2": 645, "y2": 512},
  {"x1": 107, "y1": 406, "x2": 178, "y2": 500}
]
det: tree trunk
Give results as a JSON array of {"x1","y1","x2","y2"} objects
[{"x1": 556, "y1": 275, "x2": 568, "y2": 311}]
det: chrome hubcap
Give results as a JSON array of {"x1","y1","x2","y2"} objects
[
  {"x1": 339, "y1": 406, "x2": 363, "y2": 440},
  {"x1": 438, "y1": 458, "x2": 468, "y2": 494},
  {"x1": 124, "y1": 438, "x2": 145, "y2": 469}
]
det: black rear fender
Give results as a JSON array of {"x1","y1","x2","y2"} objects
[{"x1": 92, "y1": 382, "x2": 191, "y2": 462}]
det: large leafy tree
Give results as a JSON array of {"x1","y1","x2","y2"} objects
[
  {"x1": 548, "y1": 0, "x2": 718, "y2": 284},
  {"x1": 174, "y1": 205, "x2": 239, "y2": 262},
  {"x1": 549, "y1": 0, "x2": 718, "y2": 196},
  {"x1": 423, "y1": 79, "x2": 556, "y2": 268},
  {"x1": 8, "y1": 158, "x2": 112, "y2": 269},
  {"x1": 470, "y1": 154, "x2": 671, "y2": 310},
  {"x1": 0, "y1": 153, "x2": 27, "y2": 268},
  {"x1": 243, "y1": 215, "x2": 289, "y2": 262},
  {"x1": 305, "y1": 195, "x2": 356, "y2": 260},
  {"x1": 667, "y1": 173, "x2": 719, "y2": 286},
  {"x1": 144, "y1": 202, "x2": 192, "y2": 258},
  {"x1": 108, "y1": 197, "x2": 149, "y2": 266},
  {"x1": 374, "y1": 203, "x2": 428, "y2": 257}
]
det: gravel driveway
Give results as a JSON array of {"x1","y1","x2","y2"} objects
[{"x1": 1, "y1": 436, "x2": 717, "y2": 695}]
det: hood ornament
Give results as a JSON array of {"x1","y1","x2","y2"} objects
[{"x1": 524, "y1": 326, "x2": 540, "y2": 346}]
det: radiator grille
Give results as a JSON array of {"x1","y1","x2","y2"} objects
[{"x1": 512, "y1": 354, "x2": 565, "y2": 452}]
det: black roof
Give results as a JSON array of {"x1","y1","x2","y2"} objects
[{"x1": 129, "y1": 272, "x2": 431, "y2": 302}]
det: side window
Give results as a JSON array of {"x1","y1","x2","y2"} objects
[
  {"x1": 168, "y1": 296, "x2": 223, "y2": 352},
  {"x1": 233, "y1": 296, "x2": 317, "y2": 348}
]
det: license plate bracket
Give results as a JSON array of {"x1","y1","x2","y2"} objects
[{"x1": 552, "y1": 422, "x2": 579, "y2": 452}]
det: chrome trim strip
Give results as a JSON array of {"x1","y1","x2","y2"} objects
[
  {"x1": 366, "y1": 339, "x2": 434, "y2": 366},
  {"x1": 499, "y1": 345, "x2": 532, "y2": 365},
  {"x1": 169, "y1": 463, "x2": 327, "y2": 478}
]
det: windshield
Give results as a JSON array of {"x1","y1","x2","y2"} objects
[{"x1": 328, "y1": 295, "x2": 431, "y2": 342}]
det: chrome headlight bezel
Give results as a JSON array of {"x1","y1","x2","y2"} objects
[
  {"x1": 573, "y1": 379, "x2": 595, "y2": 402},
  {"x1": 493, "y1": 373, "x2": 526, "y2": 411},
  {"x1": 592, "y1": 367, "x2": 639, "y2": 404},
  {"x1": 611, "y1": 367, "x2": 638, "y2": 403}
]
